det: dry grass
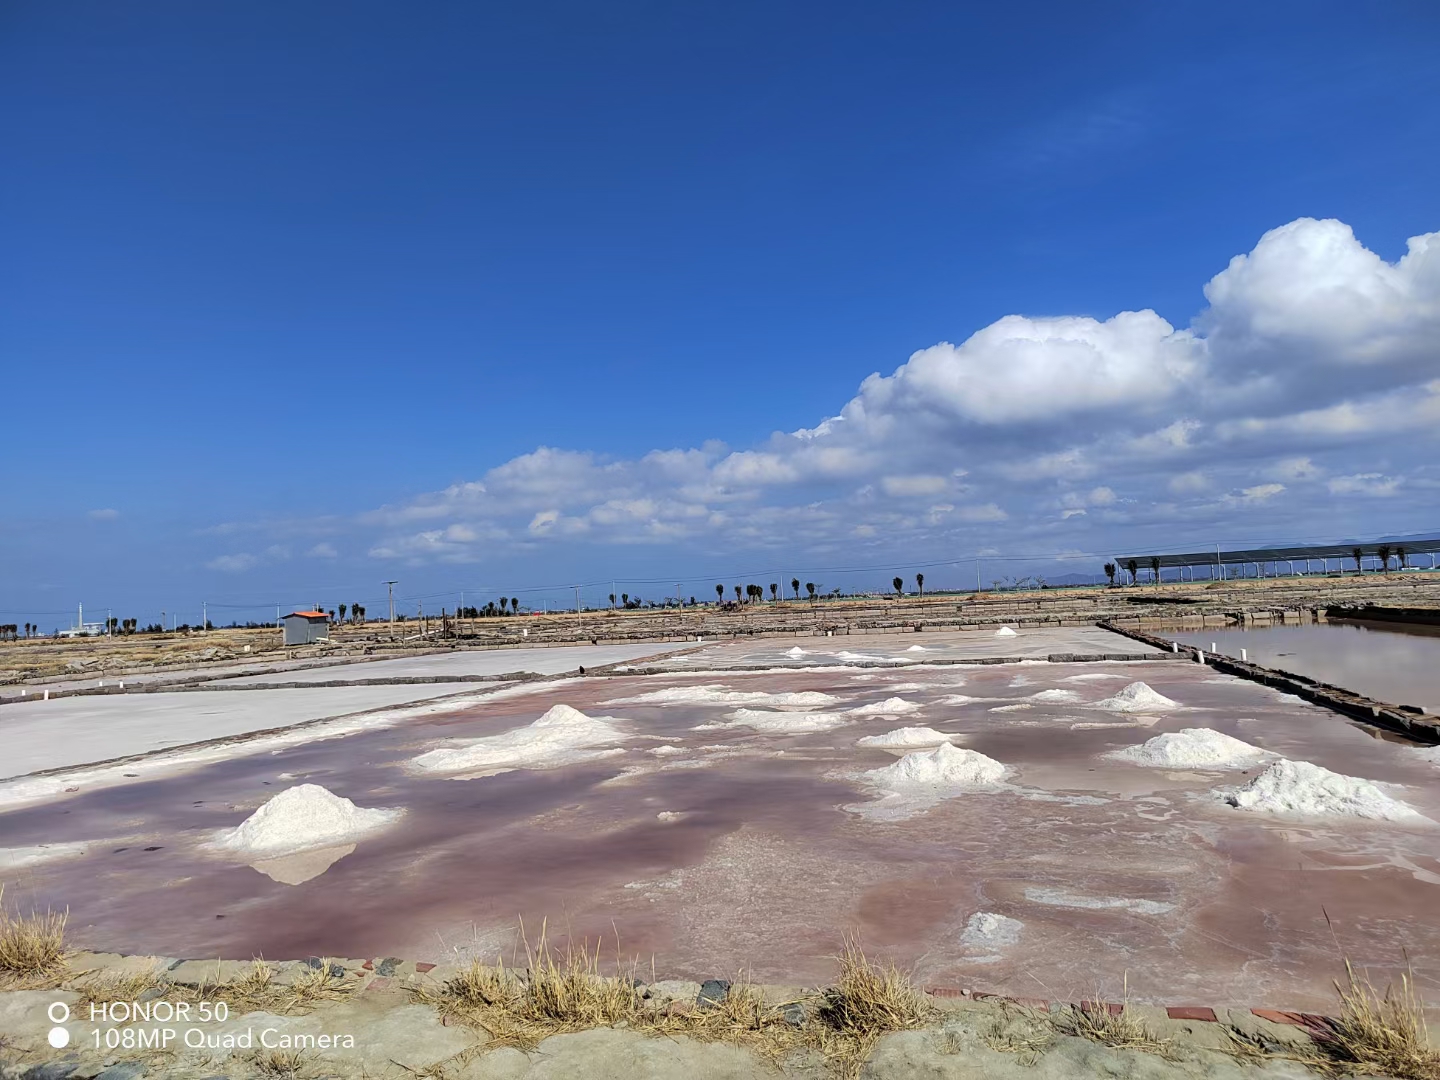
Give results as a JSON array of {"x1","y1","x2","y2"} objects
[
  {"x1": 1052, "y1": 982, "x2": 1172, "y2": 1057},
  {"x1": 250, "y1": 1048, "x2": 308, "y2": 1079},
  {"x1": 811, "y1": 934, "x2": 935, "y2": 1077},
  {"x1": 0, "y1": 885, "x2": 67, "y2": 984},
  {"x1": 422, "y1": 926, "x2": 929, "y2": 1077},
  {"x1": 74, "y1": 966, "x2": 170, "y2": 1008},
  {"x1": 177, "y1": 958, "x2": 356, "y2": 1016},
  {"x1": 1313, "y1": 961, "x2": 1440, "y2": 1080},
  {"x1": 981, "y1": 1001, "x2": 1055, "y2": 1065}
]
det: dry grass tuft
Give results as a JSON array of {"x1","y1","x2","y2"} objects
[
  {"x1": 250, "y1": 1048, "x2": 308, "y2": 1079},
  {"x1": 1053, "y1": 982, "x2": 1172, "y2": 1057},
  {"x1": 812, "y1": 933, "x2": 935, "y2": 1077},
  {"x1": 423, "y1": 926, "x2": 934, "y2": 1077},
  {"x1": 75, "y1": 966, "x2": 170, "y2": 1008},
  {"x1": 1315, "y1": 961, "x2": 1440, "y2": 1080},
  {"x1": 981, "y1": 1001, "x2": 1055, "y2": 1065},
  {"x1": 180, "y1": 958, "x2": 356, "y2": 1016},
  {"x1": 0, "y1": 885, "x2": 67, "y2": 983}
]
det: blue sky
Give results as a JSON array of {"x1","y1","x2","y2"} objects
[{"x1": 3, "y1": 1, "x2": 1439, "y2": 627}]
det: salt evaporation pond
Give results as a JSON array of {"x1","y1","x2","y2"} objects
[{"x1": 4, "y1": 637, "x2": 1440, "y2": 1012}]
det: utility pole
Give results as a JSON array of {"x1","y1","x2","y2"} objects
[
  {"x1": 574, "y1": 585, "x2": 580, "y2": 614},
  {"x1": 384, "y1": 581, "x2": 398, "y2": 640},
  {"x1": 976, "y1": 558, "x2": 981, "y2": 595},
  {"x1": 202, "y1": 600, "x2": 207, "y2": 632},
  {"x1": 107, "y1": 608, "x2": 112, "y2": 638}
]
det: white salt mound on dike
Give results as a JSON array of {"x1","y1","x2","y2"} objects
[
  {"x1": 411, "y1": 704, "x2": 627, "y2": 774},
  {"x1": 1092, "y1": 681, "x2": 1180, "y2": 713},
  {"x1": 1110, "y1": 728, "x2": 1270, "y2": 769},
  {"x1": 994, "y1": 626, "x2": 1018, "y2": 637},
  {"x1": 216, "y1": 784, "x2": 401, "y2": 856},
  {"x1": 866, "y1": 742, "x2": 1007, "y2": 790},
  {"x1": 1224, "y1": 759, "x2": 1429, "y2": 822},
  {"x1": 786, "y1": 646, "x2": 808, "y2": 658},
  {"x1": 856, "y1": 726, "x2": 955, "y2": 748}
]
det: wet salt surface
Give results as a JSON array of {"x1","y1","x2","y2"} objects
[
  {"x1": 1167, "y1": 621, "x2": 1440, "y2": 714},
  {"x1": 4, "y1": 659, "x2": 1439, "y2": 1011}
]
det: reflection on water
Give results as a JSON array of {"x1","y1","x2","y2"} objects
[
  {"x1": 1166, "y1": 621, "x2": 1440, "y2": 713},
  {"x1": 249, "y1": 842, "x2": 357, "y2": 885}
]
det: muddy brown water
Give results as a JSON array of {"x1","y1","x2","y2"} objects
[
  {"x1": 3, "y1": 661, "x2": 1439, "y2": 1012},
  {"x1": 1167, "y1": 621, "x2": 1440, "y2": 714}
]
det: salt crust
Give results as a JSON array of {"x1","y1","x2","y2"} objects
[
  {"x1": 604, "y1": 685, "x2": 839, "y2": 709},
  {"x1": 214, "y1": 784, "x2": 401, "y2": 856},
  {"x1": 411, "y1": 704, "x2": 628, "y2": 774},
  {"x1": 1090, "y1": 681, "x2": 1181, "y2": 712},
  {"x1": 1108, "y1": 728, "x2": 1270, "y2": 769},
  {"x1": 699, "y1": 709, "x2": 850, "y2": 733},
  {"x1": 1223, "y1": 759, "x2": 1429, "y2": 822},
  {"x1": 0, "y1": 842, "x2": 91, "y2": 871},
  {"x1": 960, "y1": 912, "x2": 1023, "y2": 949},
  {"x1": 855, "y1": 726, "x2": 955, "y2": 747}
]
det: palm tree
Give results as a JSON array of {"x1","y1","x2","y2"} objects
[
  {"x1": 1103, "y1": 562, "x2": 1116, "y2": 586},
  {"x1": 511, "y1": 597, "x2": 518, "y2": 613},
  {"x1": 734, "y1": 585, "x2": 742, "y2": 602},
  {"x1": 1377, "y1": 544, "x2": 1393, "y2": 573},
  {"x1": 609, "y1": 593, "x2": 616, "y2": 608},
  {"x1": 339, "y1": 604, "x2": 347, "y2": 623},
  {"x1": 770, "y1": 583, "x2": 778, "y2": 602},
  {"x1": 1126, "y1": 559, "x2": 1138, "y2": 585},
  {"x1": 622, "y1": 593, "x2": 629, "y2": 607},
  {"x1": 791, "y1": 577, "x2": 800, "y2": 600},
  {"x1": 916, "y1": 573, "x2": 924, "y2": 596},
  {"x1": 892, "y1": 576, "x2": 903, "y2": 596},
  {"x1": 1150, "y1": 556, "x2": 1161, "y2": 585},
  {"x1": 716, "y1": 584, "x2": 724, "y2": 603},
  {"x1": 1397, "y1": 546, "x2": 1408, "y2": 570},
  {"x1": 806, "y1": 582, "x2": 816, "y2": 601},
  {"x1": 1352, "y1": 547, "x2": 1364, "y2": 574}
]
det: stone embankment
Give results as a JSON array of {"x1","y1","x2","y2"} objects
[{"x1": 0, "y1": 949, "x2": 1385, "y2": 1080}]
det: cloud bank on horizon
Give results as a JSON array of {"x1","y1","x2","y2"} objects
[{"x1": 217, "y1": 217, "x2": 1440, "y2": 571}]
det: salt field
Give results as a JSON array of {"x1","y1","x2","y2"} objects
[
  {"x1": 1167, "y1": 621, "x2": 1440, "y2": 713},
  {"x1": 3, "y1": 629, "x2": 1439, "y2": 1012}
]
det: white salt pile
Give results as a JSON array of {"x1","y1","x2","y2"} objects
[
  {"x1": 1091, "y1": 682, "x2": 1181, "y2": 712},
  {"x1": 785, "y1": 646, "x2": 808, "y2": 658},
  {"x1": 995, "y1": 626, "x2": 1018, "y2": 637},
  {"x1": 835, "y1": 650, "x2": 891, "y2": 662},
  {"x1": 647, "y1": 745, "x2": 687, "y2": 756},
  {"x1": 959, "y1": 912, "x2": 1023, "y2": 950},
  {"x1": 605, "y1": 685, "x2": 839, "y2": 709},
  {"x1": 214, "y1": 784, "x2": 401, "y2": 856},
  {"x1": 411, "y1": 704, "x2": 628, "y2": 775},
  {"x1": 706, "y1": 709, "x2": 850, "y2": 733},
  {"x1": 1064, "y1": 672, "x2": 1129, "y2": 682},
  {"x1": 1413, "y1": 746, "x2": 1440, "y2": 764},
  {"x1": 1028, "y1": 689, "x2": 1082, "y2": 703},
  {"x1": 850, "y1": 696, "x2": 923, "y2": 715},
  {"x1": 1109, "y1": 728, "x2": 1270, "y2": 769},
  {"x1": 865, "y1": 742, "x2": 1007, "y2": 791},
  {"x1": 906, "y1": 644, "x2": 927, "y2": 652},
  {"x1": 1223, "y1": 759, "x2": 1429, "y2": 822},
  {"x1": 855, "y1": 726, "x2": 955, "y2": 748}
]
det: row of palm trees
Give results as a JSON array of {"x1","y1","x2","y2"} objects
[{"x1": 1104, "y1": 545, "x2": 1418, "y2": 586}]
